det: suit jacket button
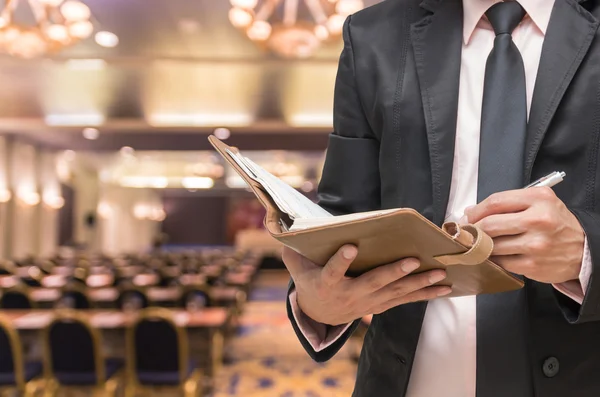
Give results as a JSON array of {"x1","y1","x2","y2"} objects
[{"x1": 542, "y1": 357, "x2": 559, "y2": 378}]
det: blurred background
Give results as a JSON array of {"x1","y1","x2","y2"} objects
[{"x1": 0, "y1": 0, "x2": 380, "y2": 396}]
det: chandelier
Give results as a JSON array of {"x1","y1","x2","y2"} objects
[
  {"x1": 0, "y1": 0, "x2": 96, "y2": 58},
  {"x1": 229, "y1": 0, "x2": 365, "y2": 58}
]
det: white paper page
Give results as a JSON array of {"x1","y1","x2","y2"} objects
[
  {"x1": 226, "y1": 148, "x2": 332, "y2": 219},
  {"x1": 289, "y1": 208, "x2": 400, "y2": 231},
  {"x1": 242, "y1": 156, "x2": 332, "y2": 219}
]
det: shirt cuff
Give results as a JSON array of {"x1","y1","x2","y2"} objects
[
  {"x1": 553, "y1": 236, "x2": 593, "y2": 305},
  {"x1": 289, "y1": 289, "x2": 353, "y2": 352}
]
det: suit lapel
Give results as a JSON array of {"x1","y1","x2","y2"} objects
[
  {"x1": 411, "y1": 0, "x2": 463, "y2": 226},
  {"x1": 524, "y1": 0, "x2": 599, "y2": 182}
]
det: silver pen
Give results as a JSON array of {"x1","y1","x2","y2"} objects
[{"x1": 525, "y1": 171, "x2": 566, "y2": 189}]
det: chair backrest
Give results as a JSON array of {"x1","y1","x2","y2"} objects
[
  {"x1": 57, "y1": 289, "x2": 91, "y2": 310},
  {"x1": 182, "y1": 288, "x2": 211, "y2": 310},
  {"x1": 0, "y1": 316, "x2": 25, "y2": 387},
  {"x1": 44, "y1": 312, "x2": 104, "y2": 384},
  {"x1": 127, "y1": 309, "x2": 188, "y2": 384},
  {"x1": 118, "y1": 289, "x2": 149, "y2": 311},
  {"x1": 0, "y1": 288, "x2": 33, "y2": 309}
]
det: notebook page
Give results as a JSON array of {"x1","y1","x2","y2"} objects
[
  {"x1": 289, "y1": 208, "x2": 399, "y2": 231},
  {"x1": 226, "y1": 148, "x2": 331, "y2": 219},
  {"x1": 242, "y1": 156, "x2": 332, "y2": 219},
  {"x1": 226, "y1": 149, "x2": 299, "y2": 217}
]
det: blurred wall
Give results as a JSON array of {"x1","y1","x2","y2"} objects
[
  {"x1": 9, "y1": 141, "x2": 40, "y2": 258},
  {"x1": 0, "y1": 137, "x2": 8, "y2": 259},
  {"x1": 38, "y1": 151, "x2": 60, "y2": 257},
  {"x1": 0, "y1": 141, "x2": 63, "y2": 259},
  {"x1": 73, "y1": 167, "x2": 100, "y2": 251},
  {"x1": 98, "y1": 186, "x2": 162, "y2": 255}
]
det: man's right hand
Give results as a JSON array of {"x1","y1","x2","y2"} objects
[{"x1": 282, "y1": 245, "x2": 452, "y2": 326}]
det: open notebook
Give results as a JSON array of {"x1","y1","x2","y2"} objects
[
  {"x1": 210, "y1": 136, "x2": 523, "y2": 297},
  {"x1": 224, "y1": 146, "x2": 397, "y2": 231}
]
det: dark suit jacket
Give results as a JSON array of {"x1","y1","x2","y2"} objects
[{"x1": 287, "y1": 0, "x2": 600, "y2": 396}]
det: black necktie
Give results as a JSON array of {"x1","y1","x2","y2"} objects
[
  {"x1": 476, "y1": 3, "x2": 533, "y2": 397},
  {"x1": 477, "y1": 1, "x2": 528, "y2": 202}
]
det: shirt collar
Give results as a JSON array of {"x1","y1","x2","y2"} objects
[{"x1": 462, "y1": 0, "x2": 555, "y2": 44}]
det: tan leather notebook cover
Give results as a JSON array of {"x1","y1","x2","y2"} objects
[{"x1": 209, "y1": 136, "x2": 523, "y2": 297}]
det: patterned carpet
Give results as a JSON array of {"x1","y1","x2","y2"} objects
[{"x1": 212, "y1": 272, "x2": 358, "y2": 397}]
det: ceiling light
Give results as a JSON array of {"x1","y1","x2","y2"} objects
[
  {"x1": 94, "y1": 31, "x2": 119, "y2": 47},
  {"x1": 214, "y1": 127, "x2": 231, "y2": 140},
  {"x1": 0, "y1": 189, "x2": 11, "y2": 203},
  {"x1": 43, "y1": 195, "x2": 65, "y2": 209},
  {"x1": 19, "y1": 191, "x2": 40, "y2": 206},
  {"x1": 149, "y1": 208, "x2": 166, "y2": 222},
  {"x1": 97, "y1": 202, "x2": 113, "y2": 218},
  {"x1": 336, "y1": 0, "x2": 364, "y2": 15},
  {"x1": 229, "y1": 0, "x2": 365, "y2": 58},
  {"x1": 289, "y1": 113, "x2": 333, "y2": 127},
  {"x1": 301, "y1": 180, "x2": 315, "y2": 192},
  {"x1": 120, "y1": 146, "x2": 135, "y2": 157},
  {"x1": 0, "y1": 0, "x2": 99, "y2": 58},
  {"x1": 46, "y1": 24, "x2": 70, "y2": 43},
  {"x1": 62, "y1": 150, "x2": 76, "y2": 161},
  {"x1": 82, "y1": 127, "x2": 100, "y2": 140},
  {"x1": 148, "y1": 113, "x2": 252, "y2": 127},
  {"x1": 228, "y1": 7, "x2": 253, "y2": 28},
  {"x1": 45, "y1": 113, "x2": 105, "y2": 126},
  {"x1": 68, "y1": 20, "x2": 94, "y2": 39},
  {"x1": 39, "y1": 0, "x2": 65, "y2": 6},
  {"x1": 326, "y1": 13, "x2": 346, "y2": 35},
  {"x1": 60, "y1": 1, "x2": 91, "y2": 21},
  {"x1": 247, "y1": 21, "x2": 272, "y2": 41},
  {"x1": 119, "y1": 176, "x2": 168, "y2": 189},
  {"x1": 178, "y1": 19, "x2": 200, "y2": 34},
  {"x1": 230, "y1": 0, "x2": 259, "y2": 8},
  {"x1": 181, "y1": 177, "x2": 214, "y2": 189}
]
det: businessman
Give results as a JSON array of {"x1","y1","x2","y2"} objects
[{"x1": 282, "y1": 0, "x2": 600, "y2": 396}]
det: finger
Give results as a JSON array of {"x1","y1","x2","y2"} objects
[
  {"x1": 465, "y1": 189, "x2": 534, "y2": 224},
  {"x1": 372, "y1": 286, "x2": 452, "y2": 314},
  {"x1": 491, "y1": 235, "x2": 528, "y2": 256},
  {"x1": 476, "y1": 212, "x2": 528, "y2": 238},
  {"x1": 369, "y1": 269, "x2": 447, "y2": 304},
  {"x1": 321, "y1": 245, "x2": 357, "y2": 287},
  {"x1": 490, "y1": 254, "x2": 529, "y2": 276},
  {"x1": 351, "y1": 257, "x2": 420, "y2": 294}
]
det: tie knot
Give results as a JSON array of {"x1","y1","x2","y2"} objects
[{"x1": 485, "y1": 1, "x2": 526, "y2": 36}]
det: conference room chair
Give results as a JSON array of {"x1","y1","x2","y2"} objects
[
  {"x1": 56, "y1": 285, "x2": 93, "y2": 309},
  {"x1": 126, "y1": 308, "x2": 202, "y2": 397},
  {"x1": 43, "y1": 310, "x2": 123, "y2": 396},
  {"x1": 117, "y1": 286, "x2": 149, "y2": 311},
  {"x1": 0, "y1": 285, "x2": 35, "y2": 309},
  {"x1": 181, "y1": 287, "x2": 212, "y2": 311},
  {"x1": 0, "y1": 261, "x2": 16, "y2": 275},
  {"x1": 0, "y1": 315, "x2": 42, "y2": 396}
]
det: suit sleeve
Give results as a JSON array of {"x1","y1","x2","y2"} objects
[
  {"x1": 286, "y1": 15, "x2": 382, "y2": 362},
  {"x1": 555, "y1": 209, "x2": 600, "y2": 323}
]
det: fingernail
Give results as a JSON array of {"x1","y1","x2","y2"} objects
[
  {"x1": 458, "y1": 215, "x2": 468, "y2": 225},
  {"x1": 401, "y1": 259, "x2": 420, "y2": 273},
  {"x1": 342, "y1": 246, "x2": 357, "y2": 260},
  {"x1": 464, "y1": 205, "x2": 475, "y2": 214},
  {"x1": 437, "y1": 287, "x2": 452, "y2": 296},
  {"x1": 429, "y1": 271, "x2": 446, "y2": 284}
]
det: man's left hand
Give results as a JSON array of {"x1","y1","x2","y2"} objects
[{"x1": 464, "y1": 187, "x2": 585, "y2": 284}]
